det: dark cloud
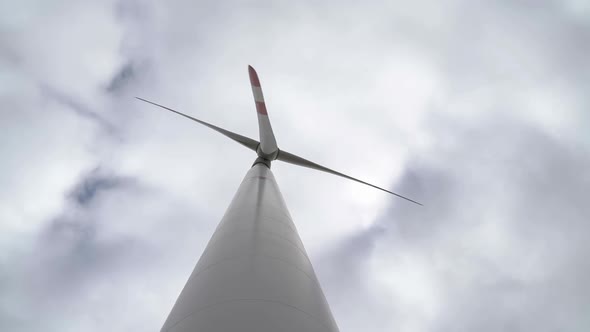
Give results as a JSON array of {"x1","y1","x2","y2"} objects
[
  {"x1": 315, "y1": 225, "x2": 394, "y2": 332},
  {"x1": 67, "y1": 167, "x2": 134, "y2": 206},
  {"x1": 0, "y1": 168, "x2": 150, "y2": 331},
  {"x1": 0, "y1": 161, "x2": 221, "y2": 331},
  {"x1": 40, "y1": 84, "x2": 118, "y2": 135},
  {"x1": 317, "y1": 115, "x2": 590, "y2": 332},
  {"x1": 33, "y1": 169, "x2": 142, "y2": 290},
  {"x1": 106, "y1": 62, "x2": 137, "y2": 93},
  {"x1": 111, "y1": 0, "x2": 158, "y2": 88}
]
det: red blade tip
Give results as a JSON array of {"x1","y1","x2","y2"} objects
[{"x1": 248, "y1": 65, "x2": 261, "y2": 87}]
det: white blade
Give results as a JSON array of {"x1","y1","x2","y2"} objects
[
  {"x1": 135, "y1": 97, "x2": 260, "y2": 151},
  {"x1": 277, "y1": 150, "x2": 423, "y2": 206},
  {"x1": 249, "y1": 65, "x2": 278, "y2": 155}
]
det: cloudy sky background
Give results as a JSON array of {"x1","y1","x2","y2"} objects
[{"x1": 1, "y1": 0, "x2": 590, "y2": 331}]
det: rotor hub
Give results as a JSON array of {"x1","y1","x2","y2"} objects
[{"x1": 256, "y1": 144, "x2": 279, "y2": 161}]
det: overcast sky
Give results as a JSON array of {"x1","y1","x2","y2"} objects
[{"x1": 1, "y1": 0, "x2": 590, "y2": 331}]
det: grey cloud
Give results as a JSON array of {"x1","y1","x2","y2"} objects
[
  {"x1": 67, "y1": 167, "x2": 135, "y2": 206},
  {"x1": 314, "y1": 115, "x2": 590, "y2": 332},
  {"x1": 2, "y1": 0, "x2": 590, "y2": 331},
  {"x1": 31, "y1": 168, "x2": 143, "y2": 291},
  {"x1": 0, "y1": 160, "x2": 221, "y2": 331},
  {"x1": 105, "y1": 0, "x2": 157, "y2": 97},
  {"x1": 315, "y1": 225, "x2": 393, "y2": 332},
  {"x1": 40, "y1": 84, "x2": 118, "y2": 135},
  {"x1": 379, "y1": 117, "x2": 589, "y2": 331},
  {"x1": 106, "y1": 62, "x2": 137, "y2": 93},
  {"x1": 0, "y1": 168, "x2": 139, "y2": 331}
]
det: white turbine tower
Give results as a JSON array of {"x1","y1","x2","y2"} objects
[{"x1": 137, "y1": 66, "x2": 421, "y2": 332}]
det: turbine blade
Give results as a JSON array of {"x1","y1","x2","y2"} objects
[
  {"x1": 277, "y1": 150, "x2": 423, "y2": 206},
  {"x1": 135, "y1": 97, "x2": 259, "y2": 151},
  {"x1": 248, "y1": 65, "x2": 278, "y2": 155}
]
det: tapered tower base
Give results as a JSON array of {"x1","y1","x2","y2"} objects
[{"x1": 161, "y1": 164, "x2": 339, "y2": 332}]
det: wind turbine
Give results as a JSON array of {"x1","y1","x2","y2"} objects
[{"x1": 137, "y1": 66, "x2": 421, "y2": 332}]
